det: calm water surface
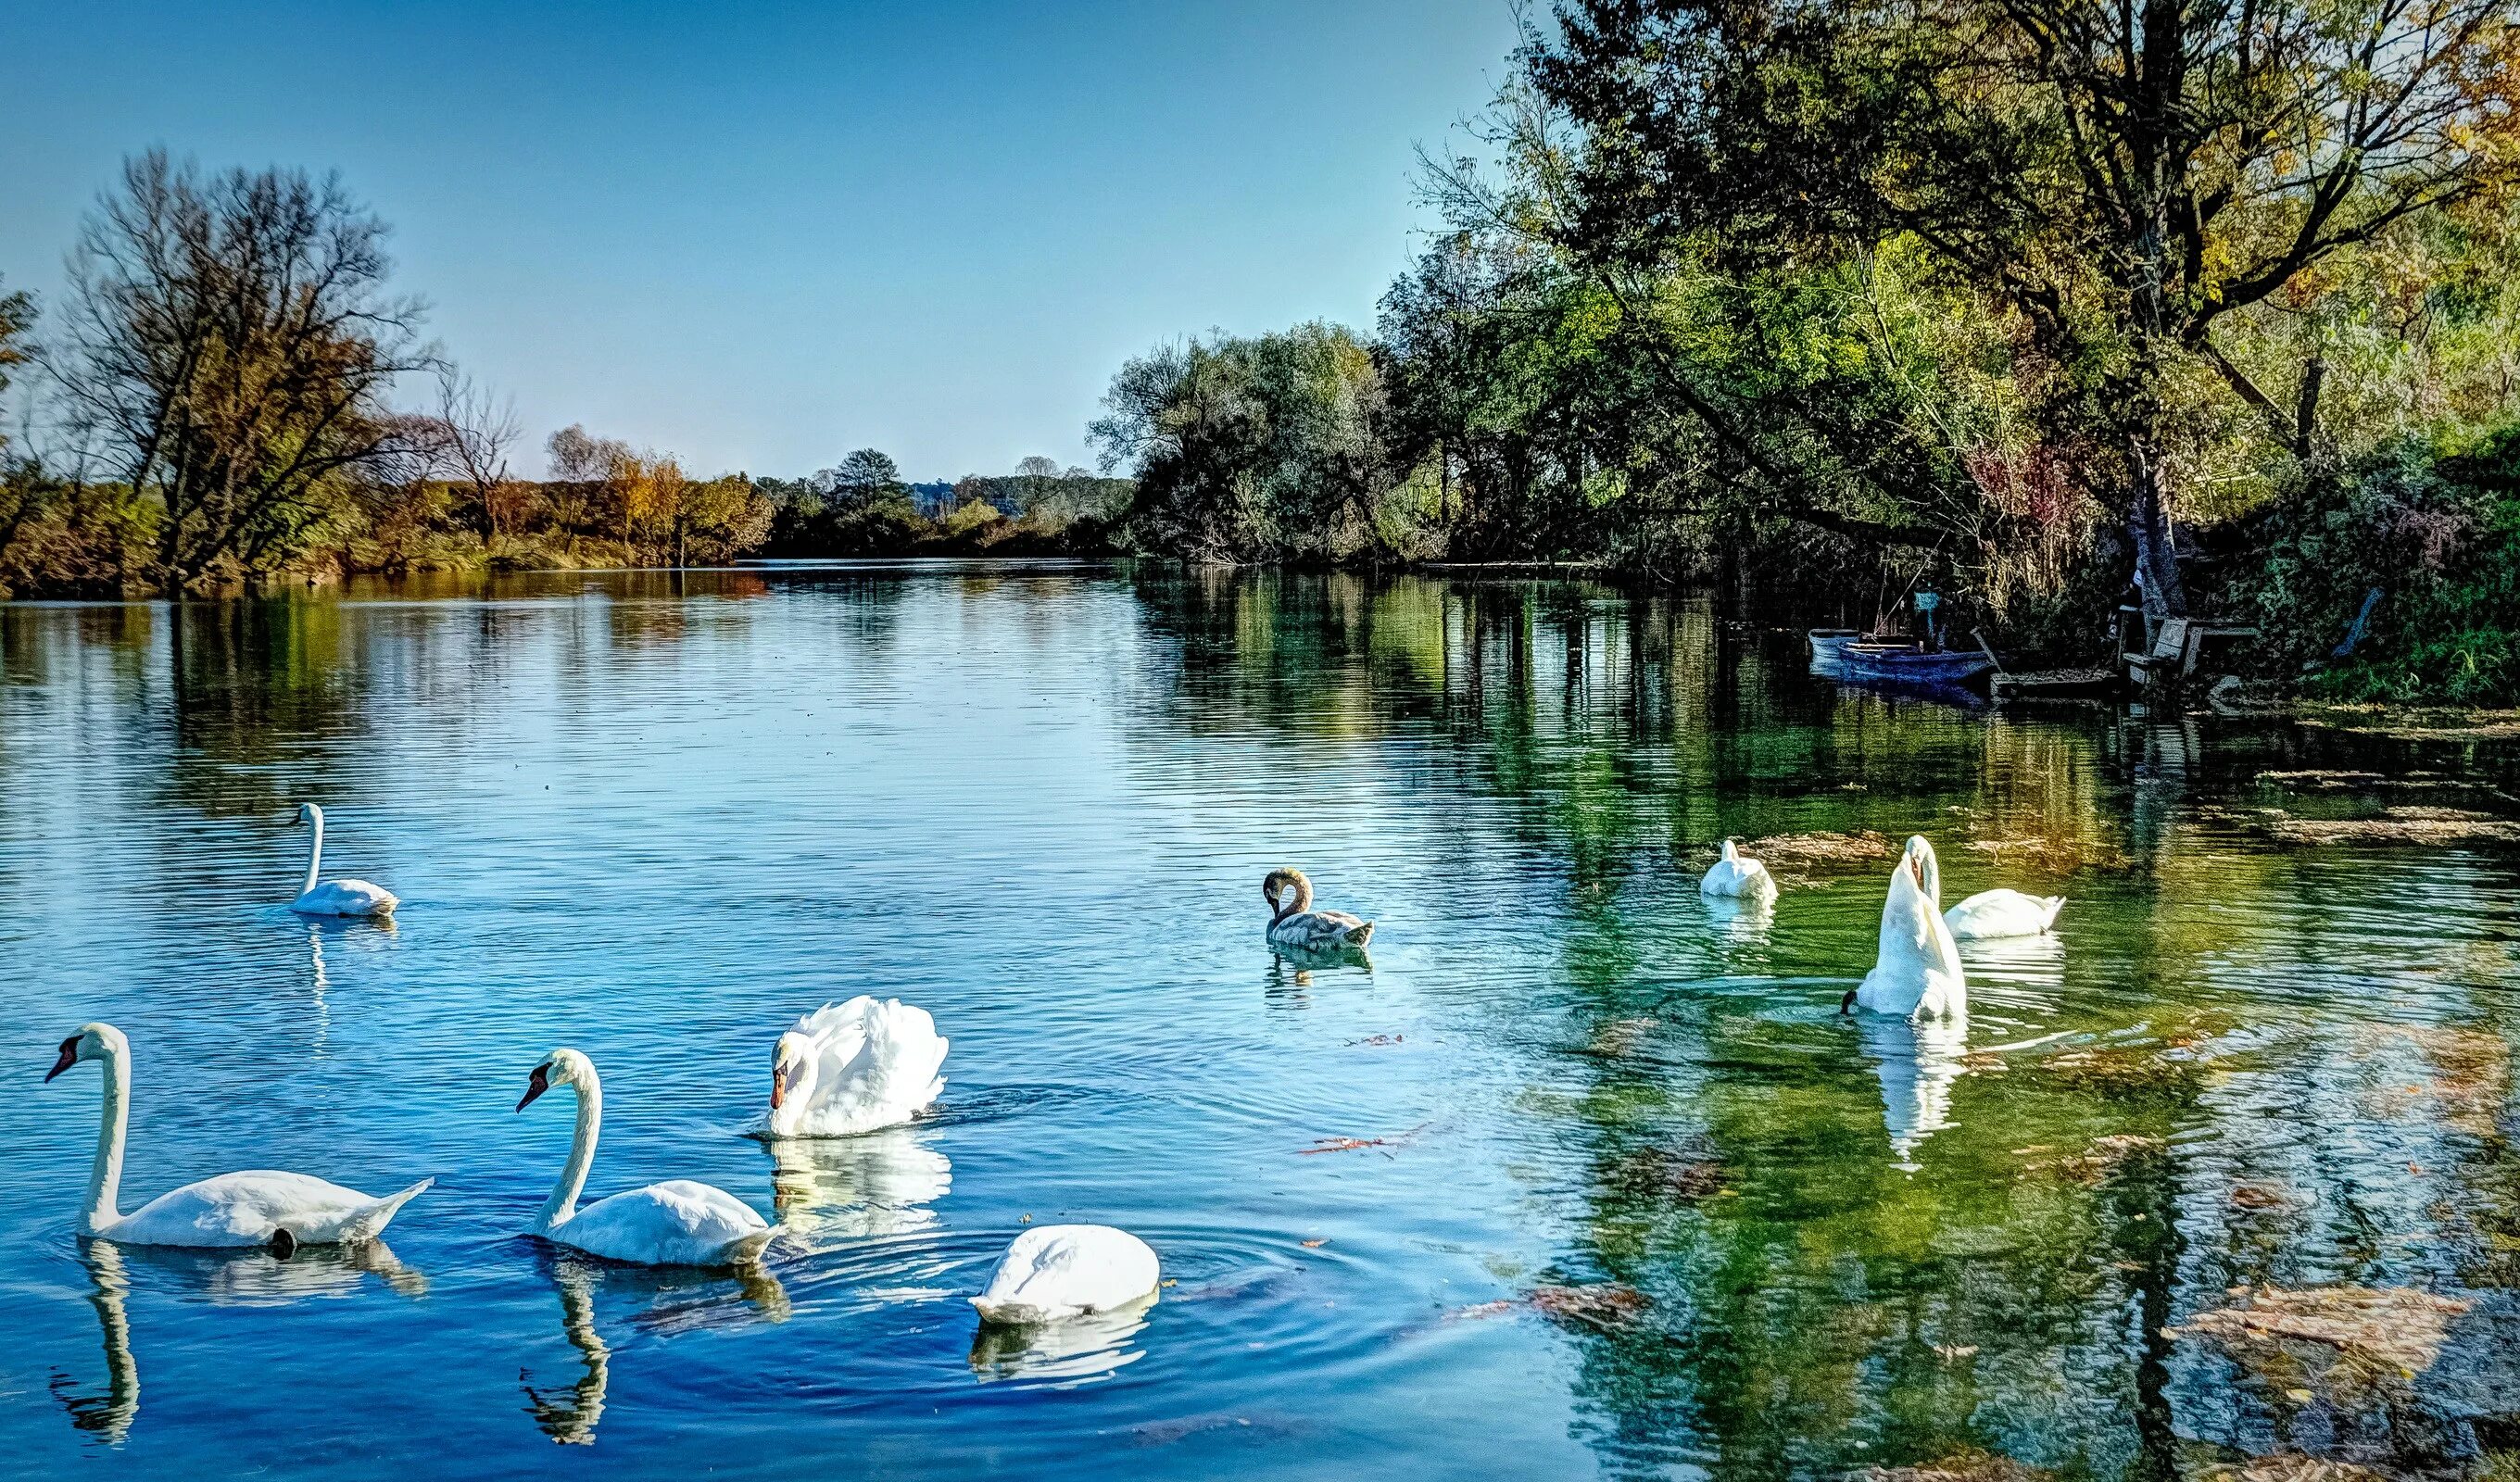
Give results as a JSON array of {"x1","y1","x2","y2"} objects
[{"x1": 3, "y1": 563, "x2": 2517, "y2": 1479}]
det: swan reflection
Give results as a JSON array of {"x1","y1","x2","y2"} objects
[
  {"x1": 52, "y1": 1237, "x2": 425, "y2": 1444},
  {"x1": 968, "y1": 1296, "x2": 1155, "y2": 1388},
  {"x1": 1703, "y1": 893, "x2": 1774, "y2": 946},
  {"x1": 766, "y1": 1127, "x2": 951, "y2": 1250},
  {"x1": 52, "y1": 1244, "x2": 138, "y2": 1444},
  {"x1": 1269, "y1": 939, "x2": 1374, "y2": 974},
  {"x1": 521, "y1": 1252, "x2": 790, "y2": 1445},
  {"x1": 1860, "y1": 1012, "x2": 1971, "y2": 1170},
  {"x1": 1956, "y1": 928, "x2": 2066, "y2": 993}
]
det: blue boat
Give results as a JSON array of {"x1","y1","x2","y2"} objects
[{"x1": 1808, "y1": 631, "x2": 1997, "y2": 688}]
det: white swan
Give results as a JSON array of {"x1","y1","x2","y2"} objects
[
  {"x1": 44, "y1": 1024, "x2": 431, "y2": 1252},
  {"x1": 516, "y1": 1049, "x2": 778, "y2": 1267},
  {"x1": 1945, "y1": 888, "x2": 2066, "y2": 939},
  {"x1": 766, "y1": 998, "x2": 947, "y2": 1138},
  {"x1": 971, "y1": 1224, "x2": 1160, "y2": 1325},
  {"x1": 1843, "y1": 836, "x2": 1967, "y2": 1020},
  {"x1": 1699, "y1": 838, "x2": 1776, "y2": 898},
  {"x1": 1264, "y1": 868, "x2": 1374, "y2": 951},
  {"x1": 288, "y1": 804, "x2": 397, "y2": 918}
]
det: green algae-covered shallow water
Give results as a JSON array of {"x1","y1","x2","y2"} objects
[{"x1": 3, "y1": 562, "x2": 2517, "y2": 1479}]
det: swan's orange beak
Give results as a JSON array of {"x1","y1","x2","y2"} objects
[
  {"x1": 44, "y1": 1037, "x2": 77, "y2": 1083},
  {"x1": 770, "y1": 1066, "x2": 786, "y2": 1112},
  {"x1": 516, "y1": 1063, "x2": 551, "y2": 1112}
]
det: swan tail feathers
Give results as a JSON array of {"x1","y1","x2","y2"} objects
[
  {"x1": 2043, "y1": 897, "x2": 2067, "y2": 931},
  {"x1": 345, "y1": 1177, "x2": 435, "y2": 1242},
  {"x1": 1345, "y1": 922, "x2": 1374, "y2": 946}
]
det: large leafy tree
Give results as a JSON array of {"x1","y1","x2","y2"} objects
[
  {"x1": 1535, "y1": 0, "x2": 2520, "y2": 616},
  {"x1": 55, "y1": 151, "x2": 437, "y2": 589}
]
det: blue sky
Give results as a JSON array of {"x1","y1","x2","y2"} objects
[{"x1": 0, "y1": 1, "x2": 1523, "y2": 480}]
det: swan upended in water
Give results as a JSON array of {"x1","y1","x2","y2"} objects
[
  {"x1": 517, "y1": 1049, "x2": 778, "y2": 1267},
  {"x1": 44, "y1": 1024, "x2": 431, "y2": 1251},
  {"x1": 1264, "y1": 869, "x2": 1374, "y2": 952},
  {"x1": 1844, "y1": 836, "x2": 1967, "y2": 1021},
  {"x1": 971, "y1": 1224, "x2": 1161, "y2": 1325},
  {"x1": 1944, "y1": 888, "x2": 2066, "y2": 940},
  {"x1": 287, "y1": 803, "x2": 397, "y2": 918},
  {"x1": 765, "y1": 997, "x2": 947, "y2": 1139},
  {"x1": 1699, "y1": 838, "x2": 1777, "y2": 898}
]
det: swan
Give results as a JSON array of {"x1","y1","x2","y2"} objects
[
  {"x1": 43, "y1": 1024, "x2": 432, "y2": 1252},
  {"x1": 1945, "y1": 888, "x2": 2066, "y2": 939},
  {"x1": 288, "y1": 803, "x2": 397, "y2": 918},
  {"x1": 971, "y1": 1224, "x2": 1160, "y2": 1325},
  {"x1": 1842, "y1": 836, "x2": 1967, "y2": 1020},
  {"x1": 516, "y1": 1049, "x2": 779, "y2": 1267},
  {"x1": 765, "y1": 997, "x2": 947, "y2": 1138},
  {"x1": 1264, "y1": 868, "x2": 1373, "y2": 952},
  {"x1": 1699, "y1": 838, "x2": 1776, "y2": 898}
]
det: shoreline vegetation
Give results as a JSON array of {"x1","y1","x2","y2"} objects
[{"x1": 9, "y1": 0, "x2": 2520, "y2": 705}]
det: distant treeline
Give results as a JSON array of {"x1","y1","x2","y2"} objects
[{"x1": 0, "y1": 153, "x2": 1127, "y2": 597}]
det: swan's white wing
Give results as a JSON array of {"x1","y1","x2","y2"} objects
[
  {"x1": 1269, "y1": 910, "x2": 1374, "y2": 950},
  {"x1": 1945, "y1": 889, "x2": 2061, "y2": 939},
  {"x1": 796, "y1": 998, "x2": 947, "y2": 1137},
  {"x1": 292, "y1": 880, "x2": 397, "y2": 917},
  {"x1": 105, "y1": 1172, "x2": 425, "y2": 1248},
  {"x1": 554, "y1": 1181, "x2": 770, "y2": 1267},
  {"x1": 971, "y1": 1224, "x2": 1160, "y2": 1324},
  {"x1": 1701, "y1": 859, "x2": 1776, "y2": 897}
]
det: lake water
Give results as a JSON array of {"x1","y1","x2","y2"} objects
[{"x1": 3, "y1": 562, "x2": 2517, "y2": 1479}]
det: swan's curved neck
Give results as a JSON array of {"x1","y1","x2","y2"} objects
[
  {"x1": 84, "y1": 1039, "x2": 131, "y2": 1237},
  {"x1": 539, "y1": 1070, "x2": 600, "y2": 1232},
  {"x1": 300, "y1": 808, "x2": 324, "y2": 898},
  {"x1": 1272, "y1": 874, "x2": 1312, "y2": 922}
]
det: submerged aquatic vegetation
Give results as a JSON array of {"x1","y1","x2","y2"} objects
[
  {"x1": 1719, "y1": 831, "x2": 1899, "y2": 873},
  {"x1": 2260, "y1": 807, "x2": 2520, "y2": 847},
  {"x1": 2175, "y1": 1285, "x2": 2474, "y2": 1390},
  {"x1": 2199, "y1": 1458, "x2": 2393, "y2": 1482},
  {"x1": 2351, "y1": 1023, "x2": 2512, "y2": 1140},
  {"x1": 1584, "y1": 1017, "x2": 1657, "y2": 1059},
  {"x1": 1860, "y1": 1451, "x2": 2052, "y2": 1482},
  {"x1": 2037, "y1": 1045, "x2": 2206, "y2": 1098},
  {"x1": 1527, "y1": 1281, "x2": 1653, "y2": 1332},
  {"x1": 1603, "y1": 1143, "x2": 1729, "y2": 1202}
]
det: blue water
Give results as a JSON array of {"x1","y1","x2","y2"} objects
[{"x1": 2, "y1": 564, "x2": 2516, "y2": 1478}]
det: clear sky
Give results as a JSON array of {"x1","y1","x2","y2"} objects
[{"x1": 0, "y1": 1, "x2": 1523, "y2": 480}]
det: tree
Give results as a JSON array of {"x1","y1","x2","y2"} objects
[
  {"x1": 1534, "y1": 0, "x2": 2520, "y2": 618},
  {"x1": 822, "y1": 447, "x2": 904, "y2": 507},
  {"x1": 544, "y1": 423, "x2": 632, "y2": 545},
  {"x1": 1090, "y1": 324, "x2": 1395, "y2": 560},
  {"x1": 53, "y1": 151, "x2": 437, "y2": 589},
  {"x1": 431, "y1": 368, "x2": 526, "y2": 539},
  {"x1": 1009, "y1": 454, "x2": 1065, "y2": 516}
]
